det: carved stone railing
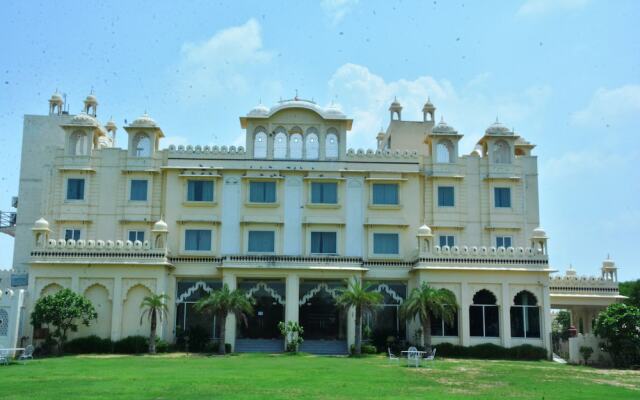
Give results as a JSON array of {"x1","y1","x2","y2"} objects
[
  {"x1": 166, "y1": 145, "x2": 247, "y2": 159},
  {"x1": 30, "y1": 238, "x2": 168, "y2": 263},
  {"x1": 345, "y1": 148, "x2": 419, "y2": 162},
  {"x1": 549, "y1": 275, "x2": 619, "y2": 296}
]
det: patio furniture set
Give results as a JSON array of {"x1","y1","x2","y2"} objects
[
  {"x1": 388, "y1": 346, "x2": 437, "y2": 368},
  {"x1": 0, "y1": 345, "x2": 34, "y2": 365}
]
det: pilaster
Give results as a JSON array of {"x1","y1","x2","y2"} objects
[
  {"x1": 223, "y1": 272, "x2": 237, "y2": 351},
  {"x1": 460, "y1": 281, "x2": 470, "y2": 346},
  {"x1": 111, "y1": 276, "x2": 123, "y2": 341},
  {"x1": 500, "y1": 282, "x2": 511, "y2": 348}
]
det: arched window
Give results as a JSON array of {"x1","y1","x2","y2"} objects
[
  {"x1": 69, "y1": 131, "x2": 88, "y2": 156},
  {"x1": 290, "y1": 133, "x2": 302, "y2": 159},
  {"x1": 305, "y1": 130, "x2": 319, "y2": 160},
  {"x1": 273, "y1": 131, "x2": 287, "y2": 159},
  {"x1": 325, "y1": 130, "x2": 339, "y2": 159},
  {"x1": 510, "y1": 291, "x2": 540, "y2": 338},
  {"x1": 493, "y1": 140, "x2": 511, "y2": 164},
  {"x1": 133, "y1": 133, "x2": 151, "y2": 157},
  {"x1": 253, "y1": 130, "x2": 267, "y2": 158},
  {"x1": 436, "y1": 140, "x2": 454, "y2": 163},
  {"x1": 429, "y1": 289, "x2": 459, "y2": 337},
  {"x1": 470, "y1": 289, "x2": 499, "y2": 337}
]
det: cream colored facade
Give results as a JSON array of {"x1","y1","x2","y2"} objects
[{"x1": 10, "y1": 93, "x2": 623, "y2": 354}]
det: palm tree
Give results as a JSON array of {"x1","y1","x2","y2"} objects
[
  {"x1": 401, "y1": 282, "x2": 458, "y2": 351},
  {"x1": 195, "y1": 284, "x2": 254, "y2": 355},
  {"x1": 336, "y1": 279, "x2": 383, "y2": 356},
  {"x1": 140, "y1": 293, "x2": 170, "y2": 354}
]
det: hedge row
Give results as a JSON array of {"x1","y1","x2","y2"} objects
[
  {"x1": 434, "y1": 343, "x2": 548, "y2": 360},
  {"x1": 65, "y1": 335, "x2": 170, "y2": 355}
]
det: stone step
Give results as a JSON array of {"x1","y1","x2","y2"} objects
[
  {"x1": 235, "y1": 339, "x2": 284, "y2": 353},
  {"x1": 300, "y1": 340, "x2": 348, "y2": 355}
]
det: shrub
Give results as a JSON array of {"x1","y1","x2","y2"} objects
[
  {"x1": 114, "y1": 335, "x2": 148, "y2": 354},
  {"x1": 432, "y1": 342, "x2": 547, "y2": 361},
  {"x1": 155, "y1": 339, "x2": 170, "y2": 353},
  {"x1": 65, "y1": 335, "x2": 113, "y2": 354},
  {"x1": 350, "y1": 344, "x2": 377, "y2": 355},
  {"x1": 594, "y1": 303, "x2": 640, "y2": 368},
  {"x1": 203, "y1": 341, "x2": 232, "y2": 354}
]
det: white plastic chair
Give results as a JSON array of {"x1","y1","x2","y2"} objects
[
  {"x1": 19, "y1": 345, "x2": 34, "y2": 363},
  {"x1": 424, "y1": 347, "x2": 436, "y2": 362},
  {"x1": 388, "y1": 348, "x2": 399, "y2": 363},
  {"x1": 0, "y1": 349, "x2": 9, "y2": 366},
  {"x1": 407, "y1": 346, "x2": 420, "y2": 367}
]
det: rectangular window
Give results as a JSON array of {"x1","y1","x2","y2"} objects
[
  {"x1": 64, "y1": 229, "x2": 81, "y2": 241},
  {"x1": 128, "y1": 231, "x2": 145, "y2": 242},
  {"x1": 66, "y1": 178, "x2": 85, "y2": 200},
  {"x1": 310, "y1": 232, "x2": 337, "y2": 254},
  {"x1": 310, "y1": 182, "x2": 337, "y2": 204},
  {"x1": 184, "y1": 229, "x2": 211, "y2": 251},
  {"x1": 439, "y1": 235, "x2": 455, "y2": 247},
  {"x1": 187, "y1": 180, "x2": 214, "y2": 202},
  {"x1": 437, "y1": 186, "x2": 455, "y2": 207},
  {"x1": 494, "y1": 187, "x2": 511, "y2": 208},
  {"x1": 496, "y1": 236, "x2": 512, "y2": 248},
  {"x1": 248, "y1": 230, "x2": 275, "y2": 253},
  {"x1": 372, "y1": 183, "x2": 399, "y2": 205},
  {"x1": 249, "y1": 181, "x2": 276, "y2": 203},
  {"x1": 130, "y1": 180, "x2": 148, "y2": 201},
  {"x1": 373, "y1": 233, "x2": 399, "y2": 254}
]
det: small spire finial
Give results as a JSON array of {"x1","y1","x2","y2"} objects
[
  {"x1": 495, "y1": 115, "x2": 500, "y2": 123},
  {"x1": 90, "y1": 86, "x2": 94, "y2": 95}
]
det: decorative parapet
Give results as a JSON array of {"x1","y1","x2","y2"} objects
[
  {"x1": 30, "y1": 238, "x2": 169, "y2": 264},
  {"x1": 549, "y1": 275, "x2": 619, "y2": 296},
  {"x1": 345, "y1": 148, "x2": 419, "y2": 162},
  {"x1": 223, "y1": 255, "x2": 365, "y2": 270},
  {"x1": 413, "y1": 245, "x2": 548, "y2": 269},
  {"x1": 166, "y1": 145, "x2": 247, "y2": 159}
]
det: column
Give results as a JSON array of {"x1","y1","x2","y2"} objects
[
  {"x1": 500, "y1": 283, "x2": 511, "y2": 348},
  {"x1": 285, "y1": 274, "x2": 300, "y2": 324},
  {"x1": 111, "y1": 277, "x2": 123, "y2": 341},
  {"x1": 541, "y1": 284, "x2": 552, "y2": 357},
  {"x1": 346, "y1": 276, "x2": 358, "y2": 349},
  {"x1": 223, "y1": 272, "x2": 237, "y2": 351},
  {"x1": 460, "y1": 282, "x2": 470, "y2": 346}
]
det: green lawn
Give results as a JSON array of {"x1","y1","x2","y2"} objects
[{"x1": 1, "y1": 353, "x2": 638, "y2": 399}]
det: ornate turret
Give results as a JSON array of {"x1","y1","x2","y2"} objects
[
  {"x1": 417, "y1": 224, "x2": 434, "y2": 256},
  {"x1": 49, "y1": 91, "x2": 64, "y2": 115},
  {"x1": 389, "y1": 97, "x2": 402, "y2": 121},
  {"x1": 83, "y1": 92, "x2": 98, "y2": 117},
  {"x1": 601, "y1": 257, "x2": 618, "y2": 282},
  {"x1": 422, "y1": 98, "x2": 435, "y2": 122}
]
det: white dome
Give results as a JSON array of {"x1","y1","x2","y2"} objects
[
  {"x1": 432, "y1": 117, "x2": 457, "y2": 134},
  {"x1": 105, "y1": 119, "x2": 117, "y2": 130},
  {"x1": 417, "y1": 224, "x2": 432, "y2": 236},
  {"x1": 131, "y1": 113, "x2": 157, "y2": 127},
  {"x1": 152, "y1": 219, "x2": 168, "y2": 232},
  {"x1": 69, "y1": 112, "x2": 98, "y2": 126},
  {"x1": 422, "y1": 98, "x2": 435, "y2": 111},
  {"x1": 566, "y1": 265, "x2": 577, "y2": 277},
  {"x1": 33, "y1": 217, "x2": 50, "y2": 230},
  {"x1": 85, "y1": 94, "x2": 98, "y2": 104},
  {"x1": 470, "y1": 144, "x2": 483, "y2": 157},
  {"x1": 532, "y1": 227, "x2": 547, "y2": 238},
  {"x1": 389, "y1": 98, "x2": 402, "y2": 110},
  {"x1": 50, "y1": 92, "x2": 63, "y2": 102},
  {"x1": 248, "y1": 103, "x2": 269, "y2": 116},
  {"x1": 485, "y1": 118, "x2": 512, "y2": 135}
]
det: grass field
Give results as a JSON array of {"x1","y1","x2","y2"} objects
[{"x1": 1, "y1": 353, "x2": 638, "y2": 399}]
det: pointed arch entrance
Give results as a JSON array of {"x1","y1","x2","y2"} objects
[
  {"x1": 299, "y1": 281, "x2": 346, "y2": 340},
  {"x1": 238, "y1": 280, "x2": 285, "y2": 339}
]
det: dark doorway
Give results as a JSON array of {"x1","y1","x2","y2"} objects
[
  {"x1": 238, "y1": 281, "x2": 285, "y2": 339},
  {"x1": 299, "y1": 282, "x2": 346, "y2": 340}
]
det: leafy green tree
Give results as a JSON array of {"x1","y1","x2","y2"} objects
[
  {"x1": 619, "y1": 280, "x2": 640, "y2": 308},
  {"x1": 196, "y1": 284, "x2": 254, "y2": 355},
  {"x1": 140, "y1": 293, "x2": 170, "y2": 354},
  {"x1": 336, "y1": 280, "x2": 383, "y2": 356},
  {"x1": 594, "y1": 303, "x2": 640, "y2": 368},
  {"x1": 30, "y1": 288, "x2": 97, "y2": 354},
  {"x1": 401, "y1": 282, "x2": 458, "y2": 351}
]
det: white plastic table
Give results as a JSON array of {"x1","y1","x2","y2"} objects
[
  {"x1": 0, "y1": 348, "x2": 25, "y2": 358},
  {"x1": 401, "y1": 350, "x2": 428, "y2": 367}
]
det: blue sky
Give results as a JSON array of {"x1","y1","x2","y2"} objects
[{"x1": 1, "y1": 0, "x2": 638, "y2": 280}]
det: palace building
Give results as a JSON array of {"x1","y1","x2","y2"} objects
[{"x1": 5, "y1": 92, "x2": 624, "y2": 354}]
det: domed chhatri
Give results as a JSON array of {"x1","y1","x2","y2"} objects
[
  {"x1": 105, "y1": 118, "x2": 117, "y2": 131},
  {"x1": 69, "y1": 112, "x2": 98, "y2": 126},
  {"x1": 417, "y1": 224, "x2": 433, "y2": 236},
  {"x1": 248, "y1": 103, "x2": 269, "y2": 116},
  {"x1": 432, "y1": 116, "x2": 457, "y2": 134},
  {"x1": 50, "y1": 92, "x2": 63, "y2": 102},
  {"x1": 485, "y1": 117, "x2": 513, "y2": 135},
  {"x1": 532, "y1": 227, "x2": 547, "y2": 239},
  {"x1": 422, "y1": 97, "x2": 435, "y2": 111},
  {"x1": 324, "y1": 102, "x2": 345, "y2": 117},
  {"x1": 33, "y1": 217, "x2": 50, "y2": 230},
  {"x1": 85, "y1": 94, "x2": 98, "y2": 104},
  {"x1": 152, "y1": 219, "x2": 168, "y2": 232},
  {"x1": 130, "y1": 112, "x2": 158, "y2": 128}
]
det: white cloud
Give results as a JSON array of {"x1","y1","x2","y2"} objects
[
  {"x1": 321, "y1": 0, "x2": 359, "y2": 25},
  {"x1": 328, "y1": 63, "x2": 552, "y2": 151},
  {"x1": 176, "y1": 19, "x2": 274, "y2": 101},
  {"x1": 571, "y1": 84, "x2": 640, "y2": 125},
  {"x1": 517, "y1": 0, "x2": 589, "y2": 17}
]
